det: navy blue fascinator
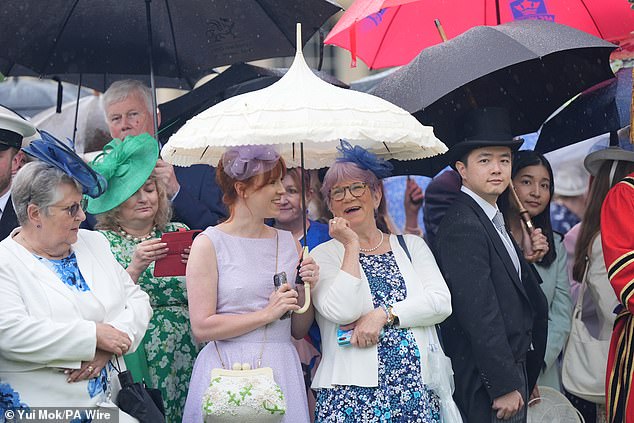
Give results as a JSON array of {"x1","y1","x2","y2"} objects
[
  {"x1": 336, "y1": 140, "x2": 393, "y2": 179},
  {"x1": 23, "y1": 131, "x2": 107, "y2": 198}
]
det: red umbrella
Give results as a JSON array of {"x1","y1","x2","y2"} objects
[{"x1": 325, "y1": 0, "x2": 634, "y2": 69}]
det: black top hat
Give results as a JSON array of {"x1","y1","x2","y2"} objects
[{"x1": 448, "y1": 107, "x2": 523, "y2": 165}]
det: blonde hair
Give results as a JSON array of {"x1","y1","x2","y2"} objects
[{"x1": 95, "y1": 176, "x2": 172, "y2": 231}]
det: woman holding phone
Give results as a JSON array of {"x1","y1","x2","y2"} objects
[
  {"x1": 87, "y1": 134, "x2": 198, "y2": 423},
  {"x1": 183, "y1": 145, "x2": 320, "y2": 423}
]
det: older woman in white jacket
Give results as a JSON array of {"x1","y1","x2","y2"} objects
[
  {"x1": 310, "y1": 142, "x2": 453, "y2": 423},
  {"x1": 0, "y1": 159, "x2": 152, "y2": 420}
]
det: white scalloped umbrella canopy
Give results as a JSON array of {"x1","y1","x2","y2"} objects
[{"x1": 162, "y1": 24, "x2": 447, "y2": 169}]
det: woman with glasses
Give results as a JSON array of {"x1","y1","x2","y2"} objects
[
  {"x1": 0, "y1": 133, "x2": 151, "y2": 420},
  {"x1": 87, "y1": 134, "x2": 199, "y2": 423},
  {"x1": 310, "y1": 141, "x2": 453, "y2": 423}
]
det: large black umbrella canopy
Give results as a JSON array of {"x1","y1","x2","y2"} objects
[
  {"x1": 536, "y1": 67, "x2": 632, "y2": 153},
  {"x1": 158, "y1": 62, "x2": 348, "y2": 142},
  {"x1": 372, "y1": 20, "x2": 616, "y2": 176},
  {"x1": 0, "y1": 0, "x2": 341, "y2": 90}
]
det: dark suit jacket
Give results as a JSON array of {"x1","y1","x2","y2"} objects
[
  {"x1": 0, "y1": 196, "x2": 18, "y2": 241},
  {"x1": 434, "y1": 192, "x2": 548, "y2": 422},
  {"x1": 172, "y1": 164, "x2": 227, "y2": 230}
]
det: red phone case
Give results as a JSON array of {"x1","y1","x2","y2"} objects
[{"x1": 153, "y1": 229, "x2": 202, "y2": 277}]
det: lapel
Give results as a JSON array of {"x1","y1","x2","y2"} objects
[
  {"x1": 2, "y1": 233, "x2": 80, "y2": 308},
  {"x1": 457, "y1": 192, "x2": 528, "y2": 299},
  {"x1": 71, "y1": 232, "x2": 108, "y2": 314},
  {"x1": 0, "y1": 197, "x2": 19, "y2": 240}
]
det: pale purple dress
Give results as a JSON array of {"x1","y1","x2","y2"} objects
[{"x1": 182, "y1": 226, "x2": 310, "y2": 423}]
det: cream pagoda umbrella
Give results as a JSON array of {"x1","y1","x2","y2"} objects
[
  {"x1": 162, "y1": 24, "x2": 446, "y2": 313},
  {"x1": 162, "y1": 24, "x2": 446, "y2": 169}
]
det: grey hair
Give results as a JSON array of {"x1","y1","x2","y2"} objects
[
  {"x1": 102, "y1": 79, "x2": 153, "y2": 119},
  {"x1": 320, "y1": 161, "x2": 380, "y2": 210},
  {"x1": 11, "y1": 161, "x2": 82, "y2": 225}
]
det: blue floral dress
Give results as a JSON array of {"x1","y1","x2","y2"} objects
[{"x1": 314, "y1": 251, "x2": 441, "y2": 423}]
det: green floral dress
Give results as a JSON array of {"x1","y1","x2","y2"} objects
[{"x1": 100, "y1": 222, "x2": 198, "y2": 423}]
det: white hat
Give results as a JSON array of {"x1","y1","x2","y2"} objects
[
  {"x1": 553, "y1": 163, "x2": 588, "y2": 196},
  {"x1": 0, "y1": 105, "x2": 37, "y2": 150}
]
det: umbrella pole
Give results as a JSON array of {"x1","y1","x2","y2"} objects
[
  {"x1": 434, "y1": 19, "x2": 448, "y2": 42},
  {"x1": 145, "y1": 0, "x2": 160, "y2": 140},
  {"x1": 72, "y1": 73, "x2": 82, "y2": 148},
  {"x1": 295, "y1": 141, "x2": 311, "y2": 314}
]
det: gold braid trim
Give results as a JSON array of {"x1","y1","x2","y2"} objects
[{"x1": 608, "y1": 310, "x2": 634, "y2": 422}]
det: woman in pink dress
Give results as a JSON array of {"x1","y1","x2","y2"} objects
[{"x1": 182, "y1": 146, "x2": 319, "y2": 423}]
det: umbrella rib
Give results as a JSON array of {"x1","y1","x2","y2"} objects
[
  {"x1": 370, "y1": 4, "x2": 404, "y2": 69},
  {"x1": 253, "y1": 0, "x2": 297, "y2": 49},
  {"x1": 40, "y1": 0, "x2": 81, "y2": 75},
  {"x1": 578, "y1": 0, "x2": 604, "y2": 39},
  {"x1": 162, "y1": 0, "x2": 190, "y2": 86}
]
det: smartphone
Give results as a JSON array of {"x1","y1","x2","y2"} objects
[
  {"x1": 337, "y1": 326, "x2": 353, "y2": 346},
  {"x1": 273, "y1": 272, "x2": 291, "y2": 319},
  {"x1": 153, "y1": 229, "x2": 201, "y2": 277}
]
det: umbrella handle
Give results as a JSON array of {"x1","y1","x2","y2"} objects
[
  {"x1": 509, "y1": 182, "x2": 542, "y2": 251},
  {"x1": 294, "y1": 246, "x2": 311, "y2": 314}
]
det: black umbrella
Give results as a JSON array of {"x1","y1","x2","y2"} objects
[
  {"x1": 371, "y1": 20, "x2": 616, "y2": 176},
  {"x1": 158, "y1": 62, "x2": 348, "y2": 142},
  {"x1": 0, "y1": 0, "x2": 341, "y2": 91},
  {"x1": 116, "y1": 370, "x2": 165, "y2": 423},
  {"x1": 535, "y1": 67, "x2": 632, "y2": 153}
]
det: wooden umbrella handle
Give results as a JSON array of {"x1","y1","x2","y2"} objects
[{"x1": 509, "y1": 181, "x2": 536, "y2": 236}]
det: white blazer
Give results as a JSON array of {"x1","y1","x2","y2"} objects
[
  {"x1": 0, "y1": 228, "x2": 152, "y2": 410},
  {"x1": 310, "y1": 234, "x2": 452, "y2": 389}
]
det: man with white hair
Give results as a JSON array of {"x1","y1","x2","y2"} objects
[
  {"x1": 101, "y1": 79, "x2": 226, "y2": 229},
  {"x1": 0, "y1": 106, "x2": 36, "y2": 240}
]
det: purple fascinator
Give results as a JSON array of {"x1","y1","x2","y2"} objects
[
  {"x1": 222, "y1": 145, "x2": 280, "y2": 180},
  {"x1": 336, "y1": 140, "x2": 393, "y2": 179}
]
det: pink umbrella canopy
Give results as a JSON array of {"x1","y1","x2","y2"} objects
[{"x1": 325, "y1": 0, "x2": 634, "y2": 69}]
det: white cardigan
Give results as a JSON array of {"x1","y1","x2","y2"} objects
[
  {"x1": 0, "y1": 228, "x2": 152, "y2": 410},
  {"x1": 310, "y1": 234, "x2": 452, "y2": 389}
]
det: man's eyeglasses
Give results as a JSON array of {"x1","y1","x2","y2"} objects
[
  {"x1": 49, "y1": 198, "x2": 88, "y2": 218},
  {"x1": 330, "y1": 182, "x2": 368, "y2": 201}
]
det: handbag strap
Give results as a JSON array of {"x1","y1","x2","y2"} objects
[
  {"x1": 574, "y1": 254, "x2": 591, "y2": 319},
  {"x1": 214, "y1": 230, "x2": 278, "y2": 369},
  {"x1": 396, "y1": 235, "x2": 444, "y2": 347}
]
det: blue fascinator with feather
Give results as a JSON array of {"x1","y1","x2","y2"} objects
[
  {"x1": 22, "y1": 131, "x2": 107, "y2": 198},
  {"x1": 336, "y1": 140, "x2": 393, "y2": 179}
]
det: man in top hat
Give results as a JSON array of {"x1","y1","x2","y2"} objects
[
  {"x1": 433, "y1": 107, "x2": 548, "y2": 422},
  {"x1": 100, "y1": 79, "x2": 227, "y2": 230},
  {"x1": 0, "y1": 106, "x2": 36, "y2": 240},
  {"x1": 596, "y1": 126, "x2": 634, "y2": 422}
]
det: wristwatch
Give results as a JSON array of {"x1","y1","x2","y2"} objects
[{"x1": 388, "y1": 306, "x2": 399, "y2": 326}]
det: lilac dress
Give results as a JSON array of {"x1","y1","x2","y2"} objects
[{"x1": 182, "y1": 226, "x2": 310, "y2": 423}]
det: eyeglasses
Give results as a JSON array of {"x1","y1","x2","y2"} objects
[
  {"x1": 49, "y1": 198, "x2": 88, "y2": 218},
  {"x1": 330, "y1": 182, "x2": 368, "y2": 201}
]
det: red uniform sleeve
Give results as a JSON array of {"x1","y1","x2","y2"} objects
[{"x1": 601, "y1": 174, "x2": 634, "y2": 313}]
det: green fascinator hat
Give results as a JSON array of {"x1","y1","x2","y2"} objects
[{"x1": 86, "y1": 133, "x2": 159, "y2": 214}]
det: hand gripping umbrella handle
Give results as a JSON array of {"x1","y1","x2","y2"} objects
[
  {"x1": 294, "y1": 246, "x2": 311, "y2": 314},
  {"x1": 509, "y1": 182, "x2": 543, "y2": 254}
]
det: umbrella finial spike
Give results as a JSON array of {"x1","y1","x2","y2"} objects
[{"x1": 296, "y1": 22, "x2": 303, "y2": 56}]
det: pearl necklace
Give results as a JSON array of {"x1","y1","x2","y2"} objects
[
  {"x1": 119, "y1": 226, "x2": 158, "y2": 243},
  {"x1": 359, "y1": 230, "x2": 384, "y2": 253}
]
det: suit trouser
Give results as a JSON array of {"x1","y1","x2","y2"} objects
[{"x1": 491, "y1": 361, "x2": 528, "y2": 423}]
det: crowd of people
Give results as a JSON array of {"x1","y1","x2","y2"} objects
[{"x1": 0, "y1": 79, "x2": 633, "y2": 423}]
